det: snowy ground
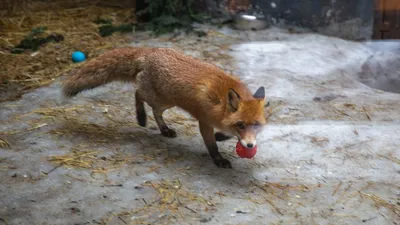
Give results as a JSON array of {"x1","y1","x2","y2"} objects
[{"x1": 1, "y1": 25, "x2": 399, "y2": 225}]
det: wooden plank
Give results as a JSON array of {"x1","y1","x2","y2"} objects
[
  {"x1": 373, "y1": 0, "x2": 384, "y2": 39},
  {"x1": 385, "y1": 0, "x2": 396, "y2": 38},
  {"x1": 377, "y1": 0, "x2": 400, "y2": 39},
  {"x1": 396, "y1": 0, "x2": 400, "y2": 38}
]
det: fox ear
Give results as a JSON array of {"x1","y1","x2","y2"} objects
[
  {"x1": 227, "y1": 89, "x2": 240, "y2": 112},
  {"x1": 253, "y1": 86, "x2": 265, "y2": 100}
]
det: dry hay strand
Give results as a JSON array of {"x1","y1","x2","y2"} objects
[
  {"x1": 332, "y1": 181, "x2": 342, "y2": 196},
  {"x1": 251, "y1": 181, "x2": 284, "y2": 215},
  {"x1": 0, "y1": 6, "x2": 134, "y2": 101},
  {"x1": 360, "y1": 192, "x2": 400, "y2": 216},
  {"x1": 0, "y1": 122, "x2": 48, "y2": 135},
  {"x1": 145, "y1": 179, "x2": 213, "y2": 207},
  {"x1": 332, "y1": 182, "x2": 354, "y2": 206},
  {"x1": 362, "y1": 105, "x2": 372, "y2": 121},
  {"x1": 0, "y1": 137, "x2": 11, "y2": 148},
  {"x1": 103, "y1": 179, "x2": 213, "y2": 224},
  {"x1": 264, "y1": 101, "x2": 284, "y2": 123},
  {"x1": 310, "y1": 136, "x2": 330, "y2": 147},
  {"x1": 331, "y1": 103, "x2": 378, "y2": 121},
  {"x1": 377, "y1": 153, "x2": 400, "y2": 165},
  {"x1": 253, "y1": 180, "x2": 310, "y2": 198},
  {"x1": 91, "y1": 153, "x2": 131, "y2": 174},
  {"x1": 250, "y1": 180, "x2": 314, "y2": 215}
]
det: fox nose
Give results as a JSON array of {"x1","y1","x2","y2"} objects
[{"x1": 247, "y1": 143, "x2": 254, "y2": 148}]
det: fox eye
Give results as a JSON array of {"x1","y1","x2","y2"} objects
[
  {"x1": 236, "y1": 121, "x2": 245, "y2": 129},
  {"x1": 254, "y1": 121, "x2": 261, "y2": 127}
]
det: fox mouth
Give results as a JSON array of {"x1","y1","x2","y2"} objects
[
  {"x1": 241, "y1": 144, "x2": 256, "y2": 149},
  {"x1": 238, "y1": 138, "x2": 256, "y2": 149}
]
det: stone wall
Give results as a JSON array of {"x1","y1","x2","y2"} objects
[
  {"x1": 202, "y1": 0, "x2": 374, "y2": 40},
  {"x1": 251, "y1": 0, "x2": 374, "y2": 40}
]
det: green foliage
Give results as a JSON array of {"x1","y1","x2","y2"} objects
[
  {"x1": 30, "y1": 26, "x2": 48, "y2": 36},
  {"x1": 136, "y1": 0, "x2": 211, "y2": 35},
  {"x1": 98, "y1": 24, "x2": 134, "y2": 37},
  {"x1": 11, "y1": 26, "x2": 64, "y2": 54},
  {"x1": 93, "y1": 16, "x2": 133, "y2": 37},
  {"x1": 93, "y1": 18, "x2": 113, "y2": 25}
]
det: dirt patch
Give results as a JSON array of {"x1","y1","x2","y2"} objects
[{"x1": 358, "y1": 52, "x2": 400, "y2": 94}]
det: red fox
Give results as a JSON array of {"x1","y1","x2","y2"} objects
[{"x1": 61, "y1": 47, "x2": 267, "y2": 168}]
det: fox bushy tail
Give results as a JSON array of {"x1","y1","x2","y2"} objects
[{"x1": 61, "y1": 47, "x2": 150, "y2": 98}]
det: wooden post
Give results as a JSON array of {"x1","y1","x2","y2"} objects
[{"x1": 136, "y1": 0, "x2": 150, "y2": 22}]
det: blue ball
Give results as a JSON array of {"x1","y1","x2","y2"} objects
[{"x1": 71, "y1": 51, "x2": 86, "y2": 63}]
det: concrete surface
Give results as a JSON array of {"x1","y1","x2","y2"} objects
[{"x1": 1, "y1": 26, "x2": 400, "y2": 225}]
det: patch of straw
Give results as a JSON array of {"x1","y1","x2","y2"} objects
[
  {"x1": 5, "y1": 104, "x2": 146, "y2": 141},
  {"x1": 47, "y1": 149, "x2": 99, "y2": 169},
  {"x1": 360, "y1": 192, "x2": 400, "y2": 216},
  {"x1": 378, "y1": 154, "x2": 400, "y2": 165},
  {"x1": 103, "y1": 179, "x2": 213, "y2": 224},
  {"x1": 0, "y1": 122, "x2": 47, "y2": 135},
  {"x1": 0, "y1": 5, "x2": 134, "y2": 101},
  {"x1": 47, "y1": 148, "x2": 131, "y2": 173}
]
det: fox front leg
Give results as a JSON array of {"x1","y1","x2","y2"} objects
[{"x1": 199, "y1": 122, "x2": 232, "y2": 168}]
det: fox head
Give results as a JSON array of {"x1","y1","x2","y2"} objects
[{"x1": 222, "y1": 86, "x2": 267, "y2": 149}]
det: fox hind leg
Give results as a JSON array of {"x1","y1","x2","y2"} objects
[
  {"x1": 215, "y1": 132, "x2": 232, "y2": 142},
  {"x1": 135, "y1": 72, "x2": 176, "y2": 138},
  {"x1": 135, "y1": 90, "x2": 147, "y2": 127},
  {"x1": 152, "y1": 107, "x2": 177, "y2": 138}
]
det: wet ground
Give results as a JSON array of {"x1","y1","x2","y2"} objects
[{"x1": 1, "y1": 25, "x2": 400, "y2": 225}]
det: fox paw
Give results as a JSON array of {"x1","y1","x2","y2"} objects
[
  {"x1": 137, "y1": 115, "x2": 147, "y2": 127},
  {"x1": 161, "y1": 127, "x2": 177, "y2": 138},
  {"x1": 136, "y1": 111, "x2": 147, "y2": 127},
  {"x1": 214, "y1": 158, "x2": 232, "y2": 169}
]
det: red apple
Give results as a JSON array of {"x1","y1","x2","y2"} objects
[{"x1": 236, "y1": 141, "x2": 257, "y2": 159}]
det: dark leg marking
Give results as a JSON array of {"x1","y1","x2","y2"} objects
[
  {"x1": 135, "y1": 91, "x2": 147, "y2": 127},
  {"x1": 199, "y1": 122, "x2": 232, "y2": 168},
  {"x1": 153, "y1": 108, "x2": 177, "y2": 138},
  {"x1": 215, "y1": 132, "x2": 232, "y2": 142}
]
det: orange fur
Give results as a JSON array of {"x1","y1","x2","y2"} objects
[{"x1": 61, "y1": 47, "x2": 267, "y2": 168}]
